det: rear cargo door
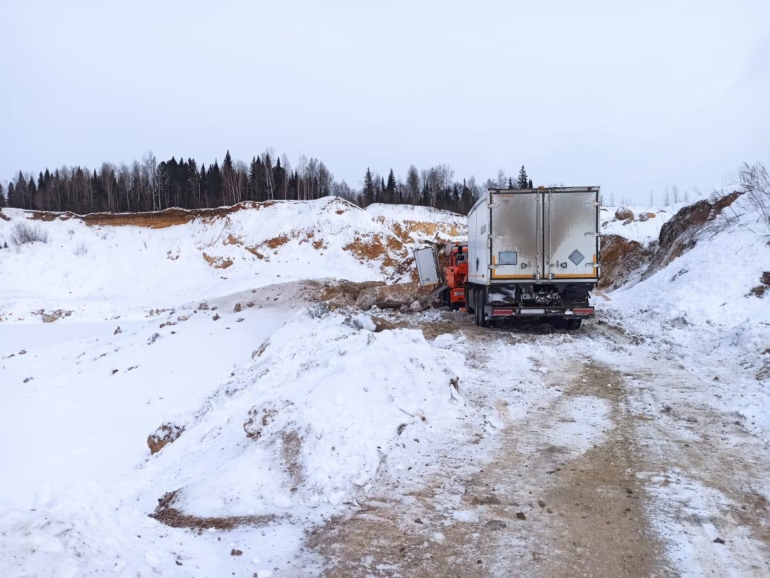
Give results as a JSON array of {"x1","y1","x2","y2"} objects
[
  {"x1": 490, "y1": 191, "x2": 541, "y2": 280},
  {"x1": 414, "y1": 246, "x2": 442, "y2": 287},
  {"x1": 544, "y1": 189, "x2": 599, "y2": 280}
]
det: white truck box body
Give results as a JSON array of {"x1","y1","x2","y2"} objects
[{"x1": 467, "y1": 187, "x2": 600, "y2": 285}]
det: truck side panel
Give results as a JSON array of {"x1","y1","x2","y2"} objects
[{"x1": 467, "y1": 194, "x2": 490, "y2": 285}]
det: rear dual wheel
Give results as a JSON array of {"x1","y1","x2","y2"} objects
[
  {"x1": 566, "y1": 318, "x2": 582, "y2": 331},
  {"x1": 465, "y1": 287, "x2": 475, "y2": 315},
  {"x1": 553, "y1": 318, "x2": 582, "y2": 331},
  {"x1": 474, "y1": 287, "x2": 488, "y2": 327}
]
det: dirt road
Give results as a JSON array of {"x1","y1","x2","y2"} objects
[{"x1": 305, "y1": 312, "x2": 770, "y2": 577}]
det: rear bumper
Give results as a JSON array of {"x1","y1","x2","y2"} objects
[{"x1": 488, "y1": 306, "x2": 595, "y2": 318}]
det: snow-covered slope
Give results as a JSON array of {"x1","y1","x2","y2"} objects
[
  {"x1": 0, "y1": 197, "x2": 465, "y2": 321},
  {"x1": 606, "y1": 192, "x2": 770, "y2": 423},
  {"x1": 0, "y1": 199, "x2": 469, "y2": 577}
]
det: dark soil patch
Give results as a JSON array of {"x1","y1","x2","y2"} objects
[{"x1": 150, "y1": 490, "x2": 275, "y2": 530}]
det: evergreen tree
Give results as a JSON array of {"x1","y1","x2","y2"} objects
[
  {"x1": 208, "y1": 160, "x2": 222, "y2": 206},
  {"x1": 7, "y1": 183, "x2": 15, "y2": 208},
  {"x1": 28, "y1": 177, "x2": 37, "y2": 210},
  {"x1": 460, "y1": 179, "x2": 473, "y2": 214},
  {"x1": 528, "y1": 178, "x2": 533, "y2": 189},
  {"x1": 363, "y1": 168, "x2": 375, "y2": 206},
  {"x1": 16, "y1": 172, "x2": 28, "y2": 209},
  {"x1": 385, "y1": 169, "x2": 396, "y2": 204},
  {"x1": 0, "y1": 184, "x2": 5, "y2": 208},
  {"x1": 517, "y1": 165, "x2": 529, "y2": 189},
  {"x1": 508, "y1": 177, "x2": 514, "y2": 189}
]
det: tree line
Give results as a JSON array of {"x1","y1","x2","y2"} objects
[{"x1": 0, "y1": 150, "x2": 533, "y2": 216}]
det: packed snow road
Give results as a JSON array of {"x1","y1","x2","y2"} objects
[{"x1": 306, "y1": 310, "x2": 770, "y2": 577}]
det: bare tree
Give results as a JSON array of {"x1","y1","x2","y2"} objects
[
  {"x1": 100, "y1": 163, "x2": 116, "y2": 213},
  {"x1": 672, "y1": 184, "x2": 680, "y2": 203},
  {"x1": 649, "y1": 190, "x2": 654, "y2": 207},
  {"x1": 261, "y1": 149, "x2": 275, "y2": 200},
  {"x1": 739, "y1": 162, "x2": 770, "y2": 228},
  {"x1": 663, "y1": 186, "x2": 671, "y2": 206},
  {"x1": 281, "y1": 154, "x2": 291, "y2": 200},
  {"x1": 496, "y1": 169, "x2": 506, "y2": 189},
  {"x1": 318, "y1": 162, "x2": 333, "y2": 197},
  {"x1": 142, "y1": 151, "x2": 163, "y2": 210}
]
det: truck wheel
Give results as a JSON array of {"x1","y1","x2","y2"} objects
[
  {"x1": 478, "y1": 288, "x2": 488, "y2": 328},
  {"x1": 565, "y1": 318, "x2": 582, "y2": 331}
]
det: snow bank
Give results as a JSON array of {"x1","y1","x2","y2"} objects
[
  {"x1": 140, "y1": 306, "x2": 467, "y2": 519},
  {"x1": 606, "y1": 194, "x2": 770, "y2": 434}
]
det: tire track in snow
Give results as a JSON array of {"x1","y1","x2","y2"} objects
[{"x1": 305, "y1": 318, "x2": 670, "y2": 577}]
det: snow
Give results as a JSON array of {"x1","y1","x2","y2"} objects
[
  {"x1": 0, "y1": 197, "x2": 465, "y2": 321},
  {"x1": 607, "y1": 194, "x2": 770, "y2": 385},
  {"x1": 1, "y1": 193, "x2": 769, "y2": 576},
  {"x1": 148, "y1": 307, "x2": 467, "y2": 520},
  {"x1": 0, "y1": 199, "x2": 470, "y2": 576},
  {"x1": 599, "y1": 204, "x2": 674, "y2": 245},
  {"x1": 452, "y1": 510, "x2": 479, "y2": 523}
]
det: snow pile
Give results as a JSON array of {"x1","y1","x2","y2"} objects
[
  {"x1": 600, "y1": 205, "x2": 674, "y2": 246},
  {"x1": 0, "y1": 300, "x2": 472, "y2": 577},
  {"x1": 140, "y1": 306, "x2": 467, "y2": 520},
  {"x1": 0, "y1": 197, "x2": 465, "y2": 320},
  {"x1": 0, "y1": 484, "x2": 168, "y2": 578}
]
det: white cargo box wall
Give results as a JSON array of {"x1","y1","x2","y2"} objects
[
  {"x1": 468, "y1": 187, "x2": 600, "y2": 285},
  {"x1": 414, "y1": 246, "x2": 442, "y2": 286}
]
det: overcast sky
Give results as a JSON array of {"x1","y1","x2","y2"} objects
[{"x1": 1, "y1": 0, "x2": 769, "y2": 203}]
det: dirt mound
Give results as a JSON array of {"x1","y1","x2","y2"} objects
[
  {"x1": 598, "y1": 235, "x2": 651, "y2": 290},
  {"x1": 202, "y1": 252, "x2": 234, "y2": 269},
  {"x1": 615, "y1": 207, "x2": 634, "y2": 221},
  {"x1": 748, "y1": 272, "x2": 770, "y2": 298},
  {"x1": 356, "y1": 282, "x2": 420, "y2": 310},
  {"x1": 642, "y1": 192, "x2": 742, "y2": 280},
  {"x1": 318, "y1": 280, "x2": 386, "y2": 310},
  {"x1": 150, "y1": 489, "x2": 274, "y2": 530},
  {"x1": 147, "y1": 422, "x2": 185, "y2": 454},
  {"x1": 30, "y1": 309, "x2": 74, "y2": 323}
]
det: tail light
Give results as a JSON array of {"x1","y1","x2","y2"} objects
[
  {"x1": 572, "y1": 308, "x2": 594, "y2": 315},
  {"x1": 492, "y1": 309, "x2": 513, "y2": 316}
]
